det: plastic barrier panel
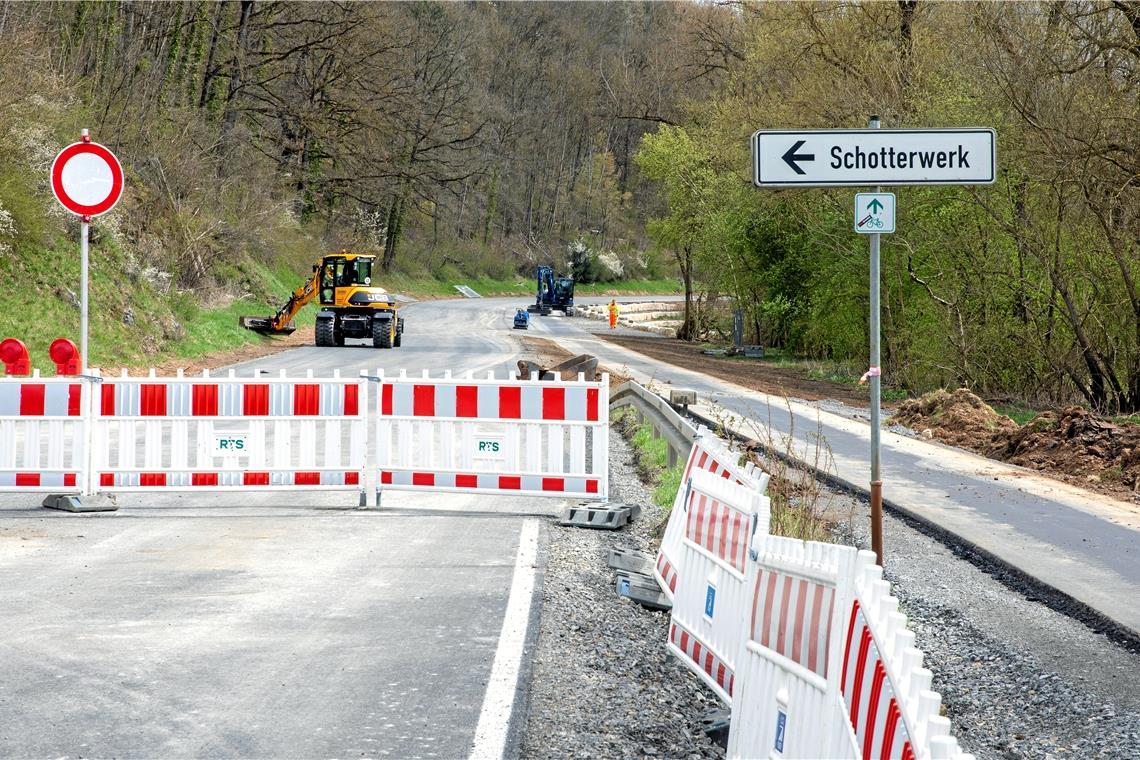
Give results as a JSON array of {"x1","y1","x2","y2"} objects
[
  {"x1": 655, "y1": 431, "x2": 770, "y2": 599},
  {"x1": 90, "y1": 369, "x2": 366, "y2": 494},
  {"x1": 374, "y1": 369, "x2": 608, "y2": 500},
  {"x1": 667, "y1": 469, "x2": 770, "y2": 705},
  {"x1": 0, "y1": 373, "x2": 87, "y2": 492},
  {"x1": 727, "y1": 536, "x2": 974, "y2": 760}
]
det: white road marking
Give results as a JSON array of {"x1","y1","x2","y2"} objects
[{"x1": 469, "y1": 518, "x2": 540, "y2": 760}]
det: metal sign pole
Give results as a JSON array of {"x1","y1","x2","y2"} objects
[
  {"x1": 868, "y1": 115, "x2": 884, "y2": 565},
  {"x1": 80, "y1": 216, "x2": 89, "y2": 373}
]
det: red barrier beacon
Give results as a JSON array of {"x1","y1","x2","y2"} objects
[
  {"x1": 0, "y1": 338, "x2": 31, "y2": 376},
  {"x1": 49, "y1": 338, "x2": 82, "y2": 376}
]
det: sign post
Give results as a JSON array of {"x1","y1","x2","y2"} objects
[
  {"x1": 751, "y1": 120, "x2": 996, "y2": 565},
  {"x1": 50, "y1": 129, "x2": 124, "y2": 372}
]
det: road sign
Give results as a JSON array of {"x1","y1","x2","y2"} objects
[
  {"x1": 51, "y1": 138, "x2": 124, "y2": 217},
  {"x1": 855, "y1": 192, "x2": 895, "y2": 234},
  {"x1": 751, "y1": 128, "x2": 995, "y2": 187}
]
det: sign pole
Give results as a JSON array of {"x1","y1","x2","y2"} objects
[
  {"x1": 80, "y1": 216, "x2": 89, "y2": 373},
  {"x1": 868, "y1": 115, "x2": 884, "y2": 565}
]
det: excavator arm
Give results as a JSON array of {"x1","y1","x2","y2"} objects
[{"x1": 238, "y1": 264, "x2": 321, "y2": 335}]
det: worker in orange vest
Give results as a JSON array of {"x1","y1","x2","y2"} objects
[{"x1": 608, "y1": 299, "x2": 619, "y2": 329}]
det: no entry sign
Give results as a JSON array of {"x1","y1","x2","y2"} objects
[{"x1": 50, "y1": 138, "x2": 123, "y2": 217}]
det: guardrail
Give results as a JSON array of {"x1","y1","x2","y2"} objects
[{"x1": 609, "y1": 381, "x2": 697, "y2": 468}]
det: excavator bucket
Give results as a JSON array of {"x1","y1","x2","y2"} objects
[{"x1": 238, "y1": 316, "x2": 297, "y2": 335}]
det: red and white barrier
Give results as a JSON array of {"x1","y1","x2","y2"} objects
[
  {"x1": 0, "y1": 373, "x2": 88, "y2": 492},
  {"x1": 89, "y1": 369, "x2": 366, "y2": 494},
  {"x1": 667, "y1": 469, "x2": 769, "y2": 705},
  {"x1": 373, "y1": 369, "x2": 608, "y2": 500},
  {"x1": 726, "y1": 535, "x2": 974, "y2": 760},
  {"x1": 655, "y1": 431, "x2": 769, "y2": 599}
]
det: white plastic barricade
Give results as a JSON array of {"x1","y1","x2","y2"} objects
[
  {"x1": 0, "y1": 373, "x2": 88, "y2": 492},
  {"x1": 655, "y1": 431, "x2": 769, "y2": 599},
  {"x1": 90, "y1": 369, "x2": 367, "y2": 496},
  {"x1": 667, "y1": 469, "x2": 770, "y2": 705},
  {"x1": 728, "y1": 535, "x2": 974, "y2": 760},
  {"x1": 373, "y1": 369, "x2": 608, "y2": 500}
]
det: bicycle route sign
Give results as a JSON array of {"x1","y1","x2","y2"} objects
[
  {"x1": 751, "y1": 128, "x2": 995, "y2": 187},
  {"x1": 855, "y1": 192, "x2": 895, "y2": 234}
]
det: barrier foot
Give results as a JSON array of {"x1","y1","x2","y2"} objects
[
  {"x1": 560, "y1": 503, "x2": 633, "y2": 530},
  {"x1": 358, "y1": 490, "x2": 367, "y2": 508},
  {"x1": 614, "y1": 571, "x2": 671, "y2": 611},
  {"x1": 42, "y1": 493, "x2": 118, "y2": 513},
  {"x1": 699, "y1": 708, "x2": 731, "y2": 749}
]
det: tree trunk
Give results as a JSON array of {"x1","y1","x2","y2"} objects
[{"x1": 221, "y1": 0, "x2": 254, "y2": 135}]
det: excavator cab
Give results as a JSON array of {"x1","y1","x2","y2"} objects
[{"x1": 239, "y1": 252, "x2": 404, "y2": 349}]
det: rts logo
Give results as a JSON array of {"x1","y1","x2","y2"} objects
[
  {"x1": 477, "y1": 440, "x2": 500, "y2": 453},
  {"x1": 217, "y1": 438, "x2": 246, "y2": 451}
]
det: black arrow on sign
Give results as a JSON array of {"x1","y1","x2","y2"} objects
[{"x1": 781, "y1": 140, "x2": 815, "y2": 175}]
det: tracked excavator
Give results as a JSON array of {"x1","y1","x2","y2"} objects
[{"x1": 239, "y1": 252, "x2": 404, "y2": 348}]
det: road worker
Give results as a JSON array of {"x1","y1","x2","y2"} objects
[{"x1": 608, "y1": 299, "x2": 619, "y2": 329}]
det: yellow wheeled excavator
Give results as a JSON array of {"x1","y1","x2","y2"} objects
[{"x1": 239, "y1": 252, "x2": 404, "y2": 348}]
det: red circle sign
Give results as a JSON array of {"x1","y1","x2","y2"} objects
[{"x1": 50, "y1": 141, "x2": 124, "y2": 217}]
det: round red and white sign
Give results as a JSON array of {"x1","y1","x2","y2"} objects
[{"x1": 50, "y1": 140, "x2": 124, "y2": 217}]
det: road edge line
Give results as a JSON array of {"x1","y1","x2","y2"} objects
[{"x1": 469, "y1": 518, "x2": 540, "y2": 760}]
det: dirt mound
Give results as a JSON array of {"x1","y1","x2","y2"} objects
[
  {"x1": 893, "y1": 388, "x2": 1018, "y2": 449},
  {"x1": 989, "y1": 406, "x2": 1140, "y2": 492}
]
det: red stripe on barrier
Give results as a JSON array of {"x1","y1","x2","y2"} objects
[
  {"x1": 716, "y1": 663, "x2": 726, "y2": 689},
  {"x1": 792, "y1": 578, "x2": 808, "y2": 667},
  {"x1": 412, "y1": 472, "x2": 434, "y2": 486},
  {"x1": 680, "y1": 631, "x2": 690, "y2": 653},
  {"x1": 192, "y1": 384, "x2": 218, "y2": 416},
  {"x1": 881, "y1": 699, "x2": 901, "y2": 760},
  {"x1": 541, "y1": 478, "x2": 564, "y2": 492},
  {"x1": 19, "y1": 384, "x2": 45, "y2": 416},
  {"x1": 413, "y1": 385, "x2": 435, "y2": 417},
  {"x1": 101, "y1": 384, "x2": 115, "y2": 415},
  {"x1": 499, "y1": 387, "x2": 520, "y2": 419},
  {"x1": 67, "y1": 384, "x2": 82, "y2": 416},
  {"x1": 381, "y1": 471, "x2": 392, "y2": 485},
  {"x1": 864, "y1": 662, "x2": 887, "y2": 760},
  {"x1": 901, "y1": 742, "x2": 915, "y2": 760},
  {"x1": 456, "y1": 474, "x2": 477, "y2": 488},
  {"x1": 696, "y1": 451, "x2": 708, "y2": 469},
  {"x1": 456, "y1": 386, "x2": 478, "y2": 417},
  {"x1": 728, "y1": 674, "x2": 734, "y2": 697},
  {"x1": 15, "y1": 473, "x2": 39, "y2": 486},
  {"x1": 345, "y1": 472, "x2": 359, "y2": 486},
  {"x1": 344, "y1": 384, "x2": 359, "y2": 416},
  {"x1": 192, "y1": 473, "x2": 218, "y2": 486},
  {"x1": 718, "y1": 503, "x2": 729, "y2": 562},
  {"x1": 721, "y1": 469, "x2": 730, "y2": 479},
  {"x1": 140, "y1": 473, "x2": 167, "y2": 487},
  {"x1": 542, "y1": 387, "x2": 564, "y2": 420},
  {"x1": 586, "y1": 387, "x2": 599, "y2": 421},
  {"x1": 808, "y1": 584, "x2": 825, "y2": 676},
  {"x1": 842, "y1": 600, "x2": 861, "y2": 692},
  {"x1": 777, "y1": 575, "x2": 793, "y2": 655},
  {"x1": 64, "y1": 474, "x2": 76, "y2": 487},
  {"x1": 243, "y1": 385, "x2": 269, "y2": 416},
  {"x1": 693, "y1": 493, "x2": 707, "y2": 546},
  {"x1": 140, "y1": 385, "x2": 166, "y2": 416},
  {"x1": 244, "y1": 471, "x2": 269, "y2": 486},
  {"x1": 692, "y1": 641, "x2": 703, "y2": 665},
  {"x1": 294, "y1": 384, "x2": 320, "y2": 416},
  {"x1": 295, "y1": 472, "x2": 321, "y2": 486},
  {"x1": 704, "y1": 651, "x2": 714, "y2": 677},
  {"x1": 498, "y1": 476, "x2": 521, "y2": 490},
  {"x1": 100, "y1": 473, "x2": 114, "y2": 487},
  {"x1": 730, "y1": 513, "x2": 744, "y2": 572},
  {"x1": 586, "y1": 479, "x2": 599, "y2": 494},
  {"x1": 382, "y1": 384, "x2": 393, "y2": 415},
  {"x1": 761, "y1": 571, "x2": 778, "y2": 648},
  {"x1": 851, "y1": 628, "x2": 873, "y2": 726}
]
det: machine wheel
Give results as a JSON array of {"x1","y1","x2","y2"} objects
[
  {"x1": 566, "y1": 306, "x2": 575, "y2": 317},
  {"x1": 315, "y1": 316, "x2": 335, "y2": 347},
  {"x1": 394, "y1": 318, "x2": 403, "y2": 347},
  {"x1": 333, "y1": 327, "x2": 345, "y2": 346},
  {"x1": 372, "y1": 316, "x2": 394, "y2": 348}
]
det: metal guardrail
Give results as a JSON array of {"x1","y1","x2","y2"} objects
[
  {"x1": 609, "y1": 381, "x2": 698, "y2": 467},
  {"x1": 453, "y1": 285, "x2": 482, "y2": 298}
]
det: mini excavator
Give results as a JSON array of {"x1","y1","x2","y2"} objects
[{"x1": 239, "y1": 252, "x2": 404, "y2": 348}]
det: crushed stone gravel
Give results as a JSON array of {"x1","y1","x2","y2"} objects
[{"x1": 520, "y1": 427, "x2": 724, "y2": 759}]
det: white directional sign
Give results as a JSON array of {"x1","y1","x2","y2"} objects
[
  {"x1": 752, "y1": 128, "x2": 995, "y2": 187},
  {"x1": 855, "y1": 193, "x2": 895, "y2": 234}
]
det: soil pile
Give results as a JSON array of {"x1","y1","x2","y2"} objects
[
  {"x1": 988, "y1": 406, "x2": 1140, "y2": 492},
  {"x1": 893, "y1": 388, "x2": 1018, "y2": 449}
]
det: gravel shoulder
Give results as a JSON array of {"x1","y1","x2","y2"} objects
[{"x1": 520, "y1": 427, "x2": 724, "y2": 759}]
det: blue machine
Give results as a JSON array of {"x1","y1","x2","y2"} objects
[
  {"x1": 527, "y1": 266, "x2": 575, "y2": 316},
  {"x1": 513, "y1": 308, "x2": 529, "y2": 329}
]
